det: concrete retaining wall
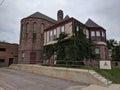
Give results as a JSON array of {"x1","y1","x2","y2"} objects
[{"x1": 10, "y1": 64, "x2": 106, "y2": 86}]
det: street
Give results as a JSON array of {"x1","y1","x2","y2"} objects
[{"x1": 0, "y1": 68, "x2": 88, "y2": 90}]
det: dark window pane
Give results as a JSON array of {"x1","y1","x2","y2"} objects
[
  {"x1": 0, "y1": 48, "x2": 6, "y2": 51},
  {"x1": 0, "y1": 59, "x2": 5, "y2": 63}
]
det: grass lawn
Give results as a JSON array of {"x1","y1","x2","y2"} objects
[
  {"x1": 79, "y1": 66, "x2": 120, "y2": 84},
  {"x1": 43, "y1": 64, "x2": 120, "y2": 84}
]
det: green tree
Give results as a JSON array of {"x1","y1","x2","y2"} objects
[
  {"x1": 107, "y1": 39, "x2": 117, "y2": 49},
  {"x1": 107, "y1": 39, "x2": 120, "y2": 61}
]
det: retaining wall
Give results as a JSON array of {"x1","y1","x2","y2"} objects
[{"x1": 10, "y1": 64, "x2": 106, "y2": 86}]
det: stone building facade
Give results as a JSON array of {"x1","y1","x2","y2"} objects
[
  {"x1": 0, "y1": 42, "x2": 18, "y2": 67},
  {"x1": 19, "y1": 10, "x2": 108, "y2": 65}
]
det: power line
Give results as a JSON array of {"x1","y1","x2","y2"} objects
[{"x1": 0, "y1": 0, "x2": 5, "y2": 6}]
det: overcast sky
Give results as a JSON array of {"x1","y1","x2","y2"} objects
[{"x1": 0, "y1": 0, "x2": 120, "y2": 43}]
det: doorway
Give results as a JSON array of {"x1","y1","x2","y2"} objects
[
  {"x1": 30, "y1": 52, "x2": 36, "y2": 64},
  {"x1": 9, "y1": 58, "x2": 14, "y2": 66}
]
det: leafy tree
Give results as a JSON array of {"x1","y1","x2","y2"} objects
[
  {"x1": 107, "y1": 39, "x2": 117, "y2": 49},
  {"x1": 107, "y1": 39, "x2": 120, "y2": 61},
  {"x1": 44, "y1": 44, "x2": 55, "y2": 60},
  {"x1": 55, "y1": 33, "x2": 68, "y2": 61}
]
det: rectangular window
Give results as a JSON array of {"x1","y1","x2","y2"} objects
[
  {"x1": 91, "y1": 31, "x2": 95, "y2": 36},
  {"x1": 91, "y1": 31, "x2": 95, "y2": 40},
  {"x1": 49, "y1": 29, "x2": 57, "y2": 41},
  {"x1": 0, "y1": 59, "x2": 5, "y2": 63},
  {"x1": 96, "y1": 31, "x2": 100, "y2": 36},
  {"x1": 53, "y1": 29, "x2": 57, "y2": 40},
  {"x1": 61, "y1": 26, "x2": 65, "y2": 33},
  {"x1": 102, "y1": 32, "x2": 105, "y2": 37},
  {"x1": 0, "y1": 48, "x2": 6, "y2": 51},
  {"x1": 21, "y1": 52, "x2": 24, "y2": 60},
  {"x1": 95, "y1": 48, "x2": 100, "y2": 54},
  {"x1": 49, "y1": 30, "x2": 53, "y2": 41},
  {"x1": 22, "y1": 52, "x2": 25, "y2": 57},
  {"x1": 76, "y1": 26, "x2": 79, "y2": 31}
]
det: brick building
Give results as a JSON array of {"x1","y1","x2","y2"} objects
[
  {"x1": 19, "y1": 12, "x2": 57, "y2": 64},
  {"x1": 19, "y1": 10, "x2": 108, "y2": 65},
  {"x1": 0, "y1": 42, "x2": 18, "y2": 67}
]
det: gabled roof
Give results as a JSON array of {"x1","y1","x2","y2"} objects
[
  {"x1": 27, "y1": 12, "x2": 57, "y2": 23},
  {"x1": 85, "y1": 19, "x2": 100, "y2": 27}
]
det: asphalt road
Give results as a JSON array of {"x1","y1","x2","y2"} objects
[{"x1": 0, "y1": 68, "x2": 88, "y2": 90}]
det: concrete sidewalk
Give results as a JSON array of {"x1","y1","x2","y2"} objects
[
  {"x1": 66, "y1": 84, "x2": 120, "y2": 90},
  {"x1": 0, "y1": 87, "x2": 4, "y2": 90}
]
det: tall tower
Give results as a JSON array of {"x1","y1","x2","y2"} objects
[{"x1": 18, "y1": 12, "x2": 56, "y2": 64}]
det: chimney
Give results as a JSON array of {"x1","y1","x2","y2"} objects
[{"x1": 57, "y1": 10, "x2": 63, "y2": 21}]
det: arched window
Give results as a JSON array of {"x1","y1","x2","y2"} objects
[
  {"x1": 40, "y1": 23, "x2": 44, "y2": 34},
  {"x1": 33, "y1": 22, "x2": 37, "y2": 33},
  {"x1": 26, "y1": 23, "x2": 29, "y2": 33}
]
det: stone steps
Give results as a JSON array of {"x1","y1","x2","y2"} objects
[{"x1": 89, "y1": 70, "x2": 112, "y2": 85}]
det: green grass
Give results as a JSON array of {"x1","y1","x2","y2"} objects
[
  {"x1": 97, "y1": 67, "x2": 120, "y2": 84},
  {"x1": 79, "y1": 66, "x2": 120, "y2": 84},
  {"x1": 42, "y1": 64, "x2": 120, "y2": 84}
]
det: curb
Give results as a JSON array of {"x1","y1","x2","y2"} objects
[{"x1": 65, "y1": 86, "x2": 85, "y2": 90}]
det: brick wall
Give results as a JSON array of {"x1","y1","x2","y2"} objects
[
  {"x1": 19, "y1": 17, "x2": 55, "y2": 64},
  {"x1": 0, "y1": 42, "x2": 18, "y2": 67}
]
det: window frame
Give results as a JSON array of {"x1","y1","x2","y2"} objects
[
  {"x1": 33, "y1": 22, "x2": 37, "y2": 33},
  {"x1": 53, "y1": 29, "x2": 57, "y2": 40},
  {"x1": 95, "y1": 48, "x2": 100, "y2": 54},
  {"x1": 49, "y1": 30, "x2": 53, "y2": 41},
  {"x1": 76, "y1": 26, "x2": 79, "y2": 32},
  {"x1": 61, "y1": 25, "x2": 65, "y2": 33},
  {"x1": 0, "y1": 48, "x2": 6, "y2": 52},
  {"x1": 102, "y1": 31, "x2": 105, "y2": 37},
  {"x1": 41, "y1": 23, "x2": 44, "y2": 34},
  {"x1": 96, "y1": 31, "x2": 100, "y2": 36},
  {"x1": 91, "y1": 31, "x2": 95, "y2": 36}
]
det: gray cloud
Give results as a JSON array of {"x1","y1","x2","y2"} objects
[{"x1": 0, "y1": 0, "x2": 120, "y2": 43}]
